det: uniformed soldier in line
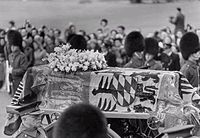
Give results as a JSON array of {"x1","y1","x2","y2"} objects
[
  {"x1": 144, "y1": 37, "x2": 162, "y2": 70},
  {"x1": 124, "y1": 31, "x2": 145, "y2": 69},
  {"x1": 12, "y1": 101, "x2": 47, "y2": 138},
  {"x1": 179, "y1": 32, "x2": 200, "y2": 88},
  {"x1": 156, "y1": 125, "x2": 198, "y2": 138}
]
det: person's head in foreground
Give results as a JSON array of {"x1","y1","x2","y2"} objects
[{"x1": 53, "y1": 103, "x2": 108, "y2": 138}]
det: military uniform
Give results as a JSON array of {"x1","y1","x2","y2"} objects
[
  {"x1": 180, "y1": 60, "x2": 199, "y2": 88},
  {"x1": 158, "y1": 125, "x2": 195, "y2": 138},
  {"x1": 8, "y1": 49, "x2": 28, "y2": 94},
  {"x1": 13, "y1": 125, "x2": 47, "y2": 138},
  {"x1": 124, "y1": 54, "x2": 145, "y2": 68},
  {"x1": 145, "y1": 59, "x2": 162, "y2": 70},
  {"x1": 12, "y1": 101, "x2": 47, "y2": 138}
]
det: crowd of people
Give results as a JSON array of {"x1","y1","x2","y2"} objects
[
  {"x1": 1, "y1": 6, "x2": 200, "y2": 138},
  {"x1": 0, "y1": 9, "x2": 198, "y2": 93}
]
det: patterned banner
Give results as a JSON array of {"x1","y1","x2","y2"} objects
[
  {"x1": 89, "y1": 68, "x2": 181, "y2": 114},
  {"x1": 39, "y1": 71, "x2": 91, "y2": 110},
  {"x1": 11, "y1": 66, "x2": 199, "y2": 118}
]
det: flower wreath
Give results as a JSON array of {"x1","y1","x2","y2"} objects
[{"x1": 44, "y1": 43, "x2": 107, "y2": 73}]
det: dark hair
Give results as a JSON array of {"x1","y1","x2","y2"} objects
[
  {"x1": 114, "y1": 38, "x2": 122, "y2": 43},
  {"x1": 110, "y1": 29, "x2": 117, "y2": 34},
  {"x1": 79, "y1": 29, "x2": 86, "y2": 36},
  {"x1": 104, "y1": 40, "x2": 113, "y2": 49},
  {"x1": 177, "y1": 7, "x2": 181, "y2": 12},
  {"x1": 53, "y1": 104, "x2": 108, "y2": 138},
  {"x1": 42, "y1": 25, "x2": 47, "y2": 30},
  {"x1": 97, "y1": 28, "x2": 103, "y2": 32},
  {"x1": 101, "y1": 19, "x2": 108, "y2": 25},
  {"x1": 9, "y1": 20, "x2": 15, "y2": 26},
  {"x1": 118, "y1": 25, "x2": 125, "y2": 31},
  {"x1": 26, "y1": 33, "x2": 33, "y2": 39},
  {"x1": 55, "y1": 29, "x2": 61, "y2": 35}
]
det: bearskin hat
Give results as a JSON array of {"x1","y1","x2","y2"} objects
[
  {"x1": 67, "y1": 34, "x2": 87, "y2": 50},
  {"x1": 144, "y1": 37, "x2": 159, "y2": 56},
  {"x1": 180, "y1": 32, "x2": 200, "y2": 60},
  {"x1": 7, "y1": 30, "x2": 23, "y2": 48},
  {"x1": 124, "y1": 31, "x2": 144, "y2": 57},
  {"x1": 53, "y1": 104, "x2": 108, "y2": 138}
]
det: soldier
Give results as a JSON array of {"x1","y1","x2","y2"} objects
[
  {"x1": 7, "y1": 30, "x2": 28, "y2": 96},
  {"x1": 156, "y1": 125, "x2": 197, "y2": 138},
  {"x1": 144, "y1": 37, "x2": 162, "y2": 70},
  {"x1": 180, "y1": 32, "x2": 200, "y2": 88},
  {"x1": 12, "y1": 101, "x2": 47, "y2": 138},
  {"x1": 124, "y1": 31, "x2": 145, "y2": 68}
]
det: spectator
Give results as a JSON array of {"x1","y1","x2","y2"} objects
[
  {"x1": 78, "y1": 29, "x2": 86, "y2": 37},
  {"x1": 53, "y1": 103, "x2": 120, "y2": 138},
  {"x1": 44, "y1": 35, "x2": 55, "y2": 54},
  {"x1": 23, "y1": 38, "x2": 34, "y2": 68},
  {"x1": 117, "y1": 25, "x2": 126, "y2": 40},
  {"x1": 113, "y1": 38, "x2": 125, "y2": 67},
  {"x1": 100, "y1": 18, "x2": 110, "y2": 39},
  {"x1": 96, "y1": 28, "x2": 104, "y2": 40},
  {"x1": 169, "y1": 7, "x2": 185, "y2": 35},
  {"x1": 54, "y1": 29, "x2": 64, "y2": 46},
  {"x1": 87, "y1": 40, "x2": 100, "y2": 51},
  {"x1": 8, "y1": 20, "x2": 16, "y2": 30},
  {"x1": 0, "y1": 37, "x2": 6, "y2": 89},
  {"x1": 109, "y1": 29, "x2": 118, "y2": 40},
  {"x1": 20, "y1": 28, "x2": 27, "y2": 39},
  {"x1": 31, "y1": 28, "x2": 38, "y2": 37},
  {"x1": 160, "y1": 36, "x2": 180, "y2": 71},
  {"x1": 101, "y1": 41, "x2": 117, "y2": 67},
  {"x1": 33, "y1": 40, "x2": 47, "y2": 66},
  {"x1": 68, "y1": 24, "x2": 76, "y2": 35}
]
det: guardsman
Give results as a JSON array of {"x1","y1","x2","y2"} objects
[
  {"x1": 180, "y1": 32, "x2": 200, "y2": 88},
  {"x1": 156, "y1": 125, "x2": 197, "y2": 138},
  {"x1": 13, "y1": 101, "x2": 47, "y2": 138}
]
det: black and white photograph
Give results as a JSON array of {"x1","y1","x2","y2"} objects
[{"x1": 0, "y1": 0, "x2": 200, "y2": 137}]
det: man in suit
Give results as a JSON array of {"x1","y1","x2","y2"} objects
[{"x1": 170, "y1": 7, "x2": 185, "y2": 35}]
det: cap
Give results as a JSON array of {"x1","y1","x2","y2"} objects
[
  {"x1": 162, "y1": 125, "x2": 194, "y2": 138},
  {"x1": 14, "y1": 101, "x2": 43, "y2": 116}
]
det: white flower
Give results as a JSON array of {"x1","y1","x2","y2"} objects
[
  {"x1": 59, "y1": 65, "x2": 65, "y2": 71},
  {"x1": 82, "y1": 66, "x2": 88, "y2": 71},
  {"x1": 65, "y1": 67, "x2": 70, "y2": 72},
  {"x1": 71, "y1": 66, "x2": 77, "y2": 72},
  {"x1": 54, "y1": 68, "x2": 58, "y2": 72},
  {"x1": 54, "y1": 47, "x2": 62, "y2": 53},
  {"x1": 84, "y1": 61, "x2": 90, "y2": 66},
  {"x1": 62, "y1": 44, "x2": 71, "y2": 51},
  {"x1": 91, "y1": 65, "x2": 97, "y2": 70},
  {"x1": 46, "y1": 43, "x2": 107, "y2": 73}
]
